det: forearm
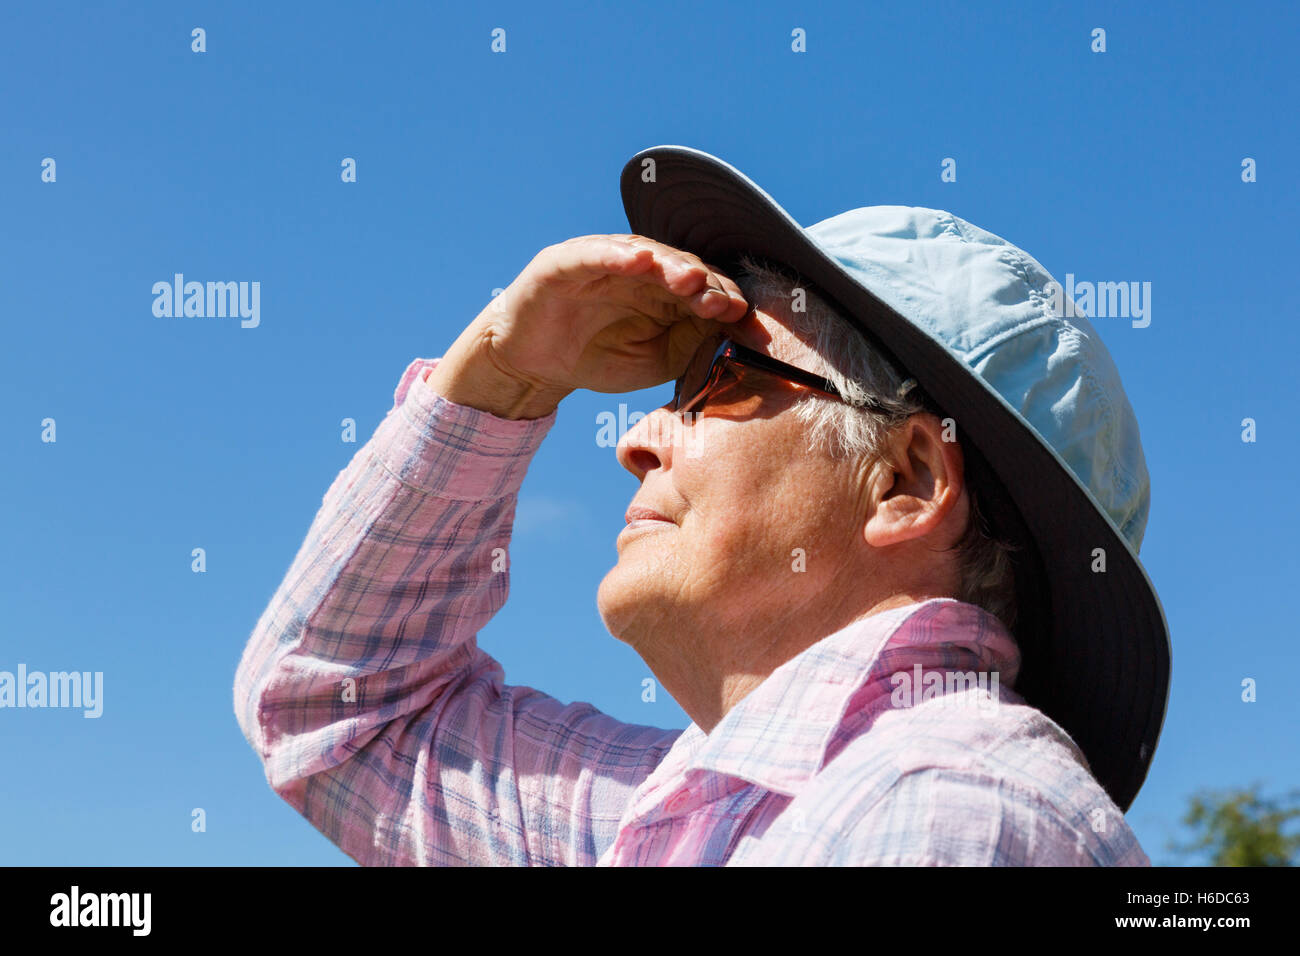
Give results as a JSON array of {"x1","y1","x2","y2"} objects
[{"x1": 233, "y1": 358, "x2": 556, "y2": 861}]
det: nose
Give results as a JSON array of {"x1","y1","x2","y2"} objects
[{"x1": 616, "y1": 404, "x2": 679, "y2": 481}]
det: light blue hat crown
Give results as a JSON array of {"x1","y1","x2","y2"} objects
[{"x1": 806, "y1": 206, "x2": 1151, "y2": 553}]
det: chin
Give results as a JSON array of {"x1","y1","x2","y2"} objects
[
  {"x1": 596, "y1": 565, "x2": 670, "y2": 647},
  {"x1": 595, "y1": 570, "x2": 633, "y2": 643}
]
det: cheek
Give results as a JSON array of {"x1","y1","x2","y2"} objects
[{"x1": 678, "y1": 427, "x2": 824, "y2": 570}]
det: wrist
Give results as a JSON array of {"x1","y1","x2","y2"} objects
[{"x1": 425, "y1": 324, "x2": 569, "y2": 420}]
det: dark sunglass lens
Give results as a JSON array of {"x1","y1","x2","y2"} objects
[{"x1": 677, "y1": 354, "x2": 708, "y2": 408}]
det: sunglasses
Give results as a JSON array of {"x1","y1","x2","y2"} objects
[{"x1": 669, "y1": 337, "x2": 902, "y2": 417}]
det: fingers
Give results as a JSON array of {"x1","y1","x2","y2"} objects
[
  {"x1": 608, "y1": 234, "x2": 748, "y2": 300},
  {"x1": 557, "y1": 235, "x2": 750, "y2": 322}
]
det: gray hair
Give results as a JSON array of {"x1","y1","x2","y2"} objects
[{"x1": 731, "y1": 253, "x2": 1020, "y2": 632}]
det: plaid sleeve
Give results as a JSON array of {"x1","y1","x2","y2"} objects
[{"x1": 234, "y1": 358, "x2": 679, "y2": 866}]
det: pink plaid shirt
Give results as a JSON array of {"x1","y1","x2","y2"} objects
[{"x1": 233, "y1": 357, "x2": 1150, "y2": 866}]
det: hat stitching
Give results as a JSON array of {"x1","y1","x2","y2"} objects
[
  {"x1": 955, "y1": 247, "x2": 1145, "y2": 550},
  {"x1": 961, "y1": 244, "x2": 1066, "y2": 364},
  {"x1": 1061, "y1": 325, "x2": 1150, "y2": 551},
  {"x1": 1061, "y1": 322, "x2": 1123, "y2": 501},
  {"x1": 1007, "y1": 246, "x2": 1148, "y2": 535},
  {"x1": 931, "y1": 209, "x2": 964, "y2": 241},
  {"x1": 961, "y1": 314, "x2": 1063, "y2": 366},
  {"x1": 1059, "y1": 315, "x2": 1149, "y2": 540}
]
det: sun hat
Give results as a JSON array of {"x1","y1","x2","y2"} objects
[{"x1": 619, "y1": 145, "x2": 1171, "y2": 812}]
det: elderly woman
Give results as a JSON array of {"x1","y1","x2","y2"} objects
[{"x1": 235, "y1": 147, "x2": 1169, "y2": 866}]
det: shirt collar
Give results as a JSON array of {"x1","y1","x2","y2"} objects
[{"x1": 668, "y1": 598, "x2": 1021, "y2": 798}]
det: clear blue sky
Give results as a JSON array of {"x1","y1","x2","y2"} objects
[{"x1": 2, "y1": 1, "x2": 1296, "y2": 865}]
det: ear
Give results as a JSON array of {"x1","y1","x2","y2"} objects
[{"x1": 864, "y1": 412, "x2": 967, "y2": 549}]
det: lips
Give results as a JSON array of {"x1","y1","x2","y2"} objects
[{"x1": 624, "y1": 505, "x2": 673, "y2": 524}]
